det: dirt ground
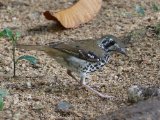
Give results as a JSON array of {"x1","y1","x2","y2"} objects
[{"x1": 0, "y1": 0, "x2": 160, "y2": 119}]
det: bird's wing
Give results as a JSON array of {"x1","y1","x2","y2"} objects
[{"x1": 48, "y1": 39, "x2": 105, "y2": 62}]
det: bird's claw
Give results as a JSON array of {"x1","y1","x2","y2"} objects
[{"x1": 99, "y1": 94, "x2": 115, "y2": 100}]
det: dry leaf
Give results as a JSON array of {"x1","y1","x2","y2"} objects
[{"x1": 43, "y1": 0, "x2": 102, "y2": 28}]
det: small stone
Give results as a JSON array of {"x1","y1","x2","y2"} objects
[
  {"x1": 5, "y1": 66, "x2": 10, "y2": 72},
  {"x1": 114, "y1": 75, "x2": 119, "y2": 80},
  {"x1": 12, "y1": 17, "x2": 17, "y2": 21},
  {"x1": 22, "y1": 63, "x2": 26, "y2": 68},
  {"x1": 128, "y1": 85, "x2": 160, "y2": 103},
  {"x1": 26, "y1": 81, "x2": 32, "y2": 88},
  {"x1": 128, "y1": 85, "x2": 143, "y2": 103},
  {"x1": 55, "y1": 101, "x2": 73, "y2": 114}
]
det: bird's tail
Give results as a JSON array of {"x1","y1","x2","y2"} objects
[
  {"x1": 16, "y1": 44, "x2": 65, "y2": 57},
  {"x1": 16, "y1": 44, "x2": 46, "y2": 51}
]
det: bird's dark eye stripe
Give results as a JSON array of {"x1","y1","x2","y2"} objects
[{"x1": 103, "y1": 40, "x2": 115, "y2": 48}]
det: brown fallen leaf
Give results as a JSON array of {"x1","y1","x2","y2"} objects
[{"x1": 43, "y1": 0, "x2": 102, "y2": 28}]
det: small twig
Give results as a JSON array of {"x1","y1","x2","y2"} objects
[{"x1": 12, "y1": 38, "x2": 16, "y2": 77}]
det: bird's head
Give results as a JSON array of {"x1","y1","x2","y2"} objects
[{"x1": 98, "y1": 35, "x2": 127, "y2": 56}]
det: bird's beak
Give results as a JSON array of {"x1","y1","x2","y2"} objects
[{"x1": 116, "y1": 47, "x2": 128, "y2": 57}]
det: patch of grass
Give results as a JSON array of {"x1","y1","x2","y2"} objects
[
  {"x1": 152, "y1": 2, "x2": 160, "y2": 12},
  {"x1": 0, "y1": 28, "x2": 18, "y2": 77},
  {"x1": 0, "y1": 28, "x2": 37, "y2": 77},
  {"x1": 0, "y1": 89, "x2": 8, "y2": 111}
]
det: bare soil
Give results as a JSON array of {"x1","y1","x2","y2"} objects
[{"x1": 0, "y1": 0, "x2": 160, "y2": 119}]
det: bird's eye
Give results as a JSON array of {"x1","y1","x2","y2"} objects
[
  {"x1": 109, "y1": 40, "x2": 116, "y2": 46},
  {"x1": 103, "y1": 39, "x2": 116, "y2": 49}
]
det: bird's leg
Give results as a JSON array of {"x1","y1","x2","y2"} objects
[
  {"x1": 80, "y1": 74, "x2": 114, "y2": 99},
  {"x1": 84, "y1": 75, "x2": 91, "y2": 84},
  {"x1": 67, "y1": 69, "x2": 79, "y2": 83},
  {"x1": 67, "y1": 71, "x2": 114, "y2": 99}
]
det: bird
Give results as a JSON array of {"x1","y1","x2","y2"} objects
[{"x1": 16, "y1": 35, "x2": 127, "y2": 99}]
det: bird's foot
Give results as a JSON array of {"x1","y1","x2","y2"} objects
[
  {"x1": 98, "y1": 93, "x2": 115, "y2": 99},
  {"x1": 82, "y1": 83, "x2": 115, "y2": 99}
]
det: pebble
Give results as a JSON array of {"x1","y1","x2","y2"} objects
[
  {"x1": 12, "y1": 17, "x2": 17, "y2": 21},
  {"x1": 5, "y1": 66, "x2": 11, "y2": 72},
  {"x1": 21, "y1": 63, "x2": 26, "y2": 68},
  {"x1": 55, "y1": 101, "x2": 73, "y2": 114},
  {"x1": 128, "y1": 85, "x2": 160, "y2": 103},
  {"x1": 26, "y1": 81, "x2": 32, "y2": 88}
]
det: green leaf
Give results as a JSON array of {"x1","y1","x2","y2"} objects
[
  {"x1": 16, "y1": 55, "x2": 37, "y2": 65},
  {"x1": 0, "y1": 31, "x2": 4, "y2": 38},
  {"x1": 135, "y1": 5, "x2": 145, "y2": 16},
  {"x1": 0, "y1": 89, "x2": 8, "y2": 97},
  {"x1": 2, "y1": 28, "x2": 14, "y2": 40},
  {"x1": 0, "y1": 89, "x2": 7, "y2": 111},
  {"x1": 152, "y1": 3, "x2": 160, "y2": 12},
  {"x1": 0, "y1": 97, "x2": 4, "y2": 111}
]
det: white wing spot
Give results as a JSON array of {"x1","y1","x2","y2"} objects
[{"x1": 109, "y1": 38, "x2": 113, "y2": 41}]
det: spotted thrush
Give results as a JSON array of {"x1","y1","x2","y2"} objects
[{"x1": 17, "y1": 35, "x2": 127, "y2": 99}]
